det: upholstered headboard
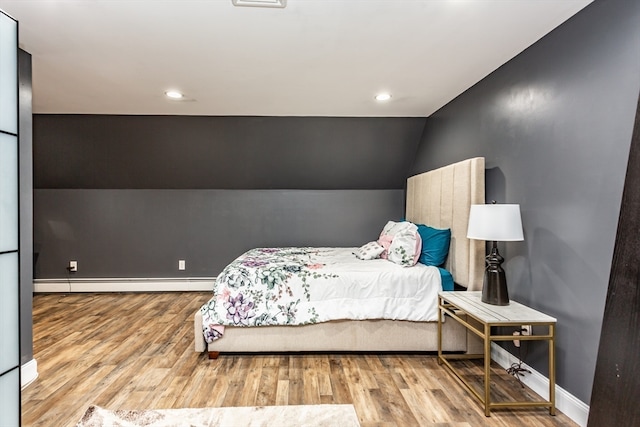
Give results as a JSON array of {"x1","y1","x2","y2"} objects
[{"x1": 405, "y1": 157, "x2": 485, "y2": 290}]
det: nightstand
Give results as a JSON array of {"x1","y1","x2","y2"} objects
[{"x1": 437, "y1": 291, "x2": 557, "y2": 416}]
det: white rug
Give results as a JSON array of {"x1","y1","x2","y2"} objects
[{"x1": 77, "y1": 404, "x2": 361, "y2": 427}]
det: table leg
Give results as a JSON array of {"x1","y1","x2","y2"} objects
[
  {"x1": 437, "y1": 297, "x2": 443, "y2": 365},
  {"x1": 484, "y1": 323, "x2": 491, "y2": 417},
  {"x1": 549, "y1": 323, "x2": 556, "y2": 415}
]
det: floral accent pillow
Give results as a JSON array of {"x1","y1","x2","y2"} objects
[
  {"x1": 377, "y1": 220, "x2": 422, "y2": 267},
  {"x1": 387, "y1": 227, "x2": 422, "y2": 267},
  {"x1": 354, "y1": 241, "x2": 386, "y2": 260}
]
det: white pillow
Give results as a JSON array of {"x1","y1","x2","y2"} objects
[
  {"x1": 354, "y1": 241, "x2": 385, "y2": 260},
  {"x1": 379, "y1": 221, "x2": 422, "y2": 267}
]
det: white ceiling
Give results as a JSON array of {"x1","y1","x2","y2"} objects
[{"x1": 1, "y1": 0, "x2": 593, "y2": 117}]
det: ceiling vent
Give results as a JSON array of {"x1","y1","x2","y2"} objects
[{"x1": 232, "y1": 0, "x2": 287, "y2": 8}]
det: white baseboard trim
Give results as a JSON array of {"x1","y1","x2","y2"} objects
[
  {"x1": 34, "y1": 277, "x2": 216, "y2": 293},
  {"x1": 21, "y1": 358, "x2": 38, "y2": 389},
  {"x1": 491, "y1": 343, "x2": 590, "y2": 427}
]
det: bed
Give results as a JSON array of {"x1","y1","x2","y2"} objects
[{"x1": 194, "y1": 157, "x2": 485, "y2": 358}]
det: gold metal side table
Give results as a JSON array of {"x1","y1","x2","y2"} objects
[{"x1": 438, "y1": 291, "x2": 557, "y2": 417}]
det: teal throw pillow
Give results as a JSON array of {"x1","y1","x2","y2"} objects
[{"x1": 416, "y1": 224, "x2": 451, "y2": 267}]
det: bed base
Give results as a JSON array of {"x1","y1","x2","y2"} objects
[{"x1": 195, "y1": 310, "x2": 481, "y2": 357}]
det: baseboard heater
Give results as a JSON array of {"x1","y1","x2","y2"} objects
[{"x1": 33, "y1": 277, "x2": 216, "y2": 293}]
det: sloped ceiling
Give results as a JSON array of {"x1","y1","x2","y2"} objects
[{"x1": 1, "y1": 0, "x2": 592, "y2": 117}]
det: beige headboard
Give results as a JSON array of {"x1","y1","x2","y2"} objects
[{"x1": 405, "y1": 157, "x2": 485, "y2": 290}]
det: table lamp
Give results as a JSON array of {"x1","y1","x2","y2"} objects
[{"x1": 467, "y1": 203, "x2": 524, "y2": 305}]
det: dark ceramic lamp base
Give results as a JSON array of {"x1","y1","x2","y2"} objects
[{"x1": 481, "y1": 241, "x2": 510, "y2": 306}]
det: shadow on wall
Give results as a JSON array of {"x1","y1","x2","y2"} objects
[{"x1": 485, "y1": 166, "x2": 506, "y2": 204}]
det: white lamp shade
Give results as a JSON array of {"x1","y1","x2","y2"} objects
[{"x1": 467, "y1": 204, "x2": 524, "y2": 241}]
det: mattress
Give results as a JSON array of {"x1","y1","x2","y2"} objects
[{"x1": 199, "y1": 247, "x2": 448, "y2": 344}]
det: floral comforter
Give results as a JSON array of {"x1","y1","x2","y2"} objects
[{"x1": 200, "y1": 247, "x2": 443, "y2": 343}]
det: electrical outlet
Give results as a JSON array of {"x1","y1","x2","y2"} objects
[
  {"x1": 178, "y1": 260, "x2": 186, "y2": 271},
  {"x1": 513, "y1": 325, "x2": 532, "y2": 347},
  {"x1": 68, "y1": 260, "x2": 78, "y2": 273}
]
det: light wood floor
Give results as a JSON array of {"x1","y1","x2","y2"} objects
[{"x1": 22, "y1": 292, "x2": 578, "y2": 427}]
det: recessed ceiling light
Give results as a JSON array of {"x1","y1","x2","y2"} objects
[
  {"x1": 232, "y1": 0, "x2": 287, "y2": 8},
  {"x1": 165, "y1": 90, "x2": 184, "y2": 99},
  {"x1": 375, "y1": 93, "x2": 392, "y2": 101}
]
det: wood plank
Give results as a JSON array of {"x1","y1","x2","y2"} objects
[
  {"x1": 302, "y1": 355, "x2": 321, "y2": 404},
  {"x1": 275, "y1": 379, "x2": 290, "y2": 406},
  {"x1": 255, "y1": 365, "x2": 279, "y2": 406},
  {"x1": 315, "y1": 354, "x2": 333, "y2": 397},
  {"x1": 371, "y1": 372, "x2": 420, "y2": 426},
  {"x1": 328, "y1": 355, "x2": 353, "y2": 404},
  {"x1": 237, "y1": 357, "x2": 263, "y2": 406}
]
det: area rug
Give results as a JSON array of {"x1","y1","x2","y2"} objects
[{"x1": 77, "y1": 404, "x2": 361, "y2": 427}]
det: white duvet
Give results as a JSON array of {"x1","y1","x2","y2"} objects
[{"x1": 199, "y1": 247, "x2": 443, "y2": 343}]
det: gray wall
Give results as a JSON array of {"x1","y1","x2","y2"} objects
[
  {"x1": 19, "y1": 49, "x2": 33, "y2": 365},
  {"x1": 34, "y1": 115, "x2": 424, "y2": 190},
  {"x1": 33, "y1": 116, "x2": 422, "y2": 278},
  {"x1": 411, "y1": 0, "x2": 640, "y2": 404},
  {"x1": 34, "y1": 189, "x2": 403, "y2": 278}
]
